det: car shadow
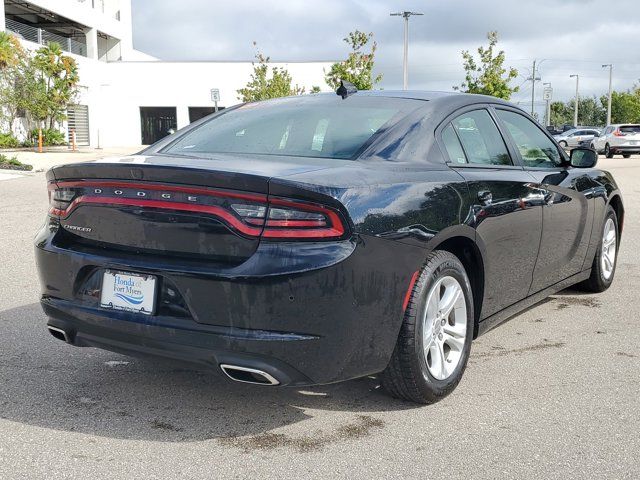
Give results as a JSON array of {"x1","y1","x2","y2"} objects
[{"x1": 0, "y1": 303, "x2": 417, "y2": 444}]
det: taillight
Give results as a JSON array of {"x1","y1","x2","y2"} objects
[
  {"x1": 613, "y1": 129, "x2": 625, "y2": 137},
  {"x1": 228, "y1": 197, "x2": 345, "y2": 239},
  {"x1": 48, "y1": 183, "x2": 79, "y2": 216},
  {"x1": 48, "y1": 181, "x2": 347, "y2": 240}
]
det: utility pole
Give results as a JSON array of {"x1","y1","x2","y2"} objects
[
  {"x1": 527, "y1": 60, "x2": 541, "y2": 117},
  {"x1": 390, "y1": 11, "x2": 423, "y2": 90},
  {"x1": 602, "y1": 64, "x2": 612, "y2": 125},
  {"x1": 570, "y1": 74, "x2": 579, "y2": 126}
]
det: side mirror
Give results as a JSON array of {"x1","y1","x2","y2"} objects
[
  {"x1": 593, "y1": 132, "x2": 600, "y2": 137},
  {"x1": 570, "y1": 147, "x2": 598, "y2": 168}
]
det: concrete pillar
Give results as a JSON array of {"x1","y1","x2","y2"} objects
[
  {"x1": 177, "y1": 106, "x2": 190, "y2": 130},
  {"x1": 85, "y1": 27, "x2": 99, "y2": 59},
  {"x1": 0, "y1": 1, "x2": 6, "y2": 31},
  {"x1": 117, "y1": 0, "x2": 134, "y2": 59}
]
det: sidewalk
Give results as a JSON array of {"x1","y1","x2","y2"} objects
[{"x1": 0, "y1": 146, "x2": 144, "y2": 172}]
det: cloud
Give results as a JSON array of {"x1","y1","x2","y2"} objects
[{"x1": 131, "y1": 0, "x2": 640, "y2": 110}]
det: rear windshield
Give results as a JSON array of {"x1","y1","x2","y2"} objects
[
  {"x1": 163, "y1": 95, "x2": 422, "y2": 160},
  {"x1": 620, "y1": 125, "x2": 640, "y2": 133}
]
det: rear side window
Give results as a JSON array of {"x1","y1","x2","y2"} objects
[
  {"x1": 620, "y1": 125, "x2": 640, "y2": 134},
  {"x1": 441, "y1": 124, "x2": 467, "y2": 164},
  {"x1": 450, "y1": 109, "x2": 512, "y2": 166},
  {"x1": 496, "y1": 109, "x2": 562, "y2": 168},
  {"x1": 163, "y1": 95, "x2": 421, "y2": 160}
]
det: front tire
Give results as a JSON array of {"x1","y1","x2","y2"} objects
[
  {"x1": 605, "y1": 144, "x2": 614, "y2": 158},
  {"x1": 579, "y1": 205, "x2": 618, "y2": 292},
  {"x1": 559, "y1": 140, "x2": 568, "y2": 148},
  {"x1": 623, "y1": 153, "x2": 631, "y2": 158},
  {"x1": 380, "y1": 251, "x2": 474, "y2": 404}
]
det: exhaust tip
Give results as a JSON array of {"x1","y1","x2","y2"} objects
[
  {"x1": 47, "y1": 325, "x2": 70, "y2": 343},
  {"x1": 220, "y1": 364, "x2": 280, "y2": 386}
]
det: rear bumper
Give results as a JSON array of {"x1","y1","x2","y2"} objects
[
  {"x1": 35, "y1": 226, "x2": 425, "y2": 385},
  {"x1": 610, "y1": 145, "x2": 640, "y2": 153},
  {"x1": 42, "y1": 296, "x2": 316, "y2": 385}
]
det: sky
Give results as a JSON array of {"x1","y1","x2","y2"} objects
[{"x1": 131, "y1": 0, "x2": 640, "y2": 117}]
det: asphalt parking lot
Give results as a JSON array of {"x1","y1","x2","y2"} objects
[{"x1": 1, "y1": 155, "x2": 639, "y2": 479}]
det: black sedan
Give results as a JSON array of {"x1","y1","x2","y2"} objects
[{"x1": 36, "y1": 88, "x2": 624, "y2": 403}]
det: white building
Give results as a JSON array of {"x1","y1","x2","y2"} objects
[{"x1": 1, "y1": 0, "x2": 332, "y2": 147}]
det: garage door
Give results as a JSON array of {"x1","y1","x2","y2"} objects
[{"x1": 67, "y1": 105, "x2": 90, "y2": 146}]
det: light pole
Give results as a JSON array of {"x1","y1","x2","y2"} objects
[
  {"x1": 570, "y1": 74, "x2": 579, "y2": 126},
  {"x1": 602, "y1": 64, "x2": 612, "y2": 125},
  {"x1": 390, "y1": 11, "x2": 423, "y2": 90}
]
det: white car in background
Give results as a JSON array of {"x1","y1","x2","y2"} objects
[
  {"x1": 592, "y1": 124, "x2": 640, "y2": 158},
  {"x1": 554, "y1": 128, "x2": 601, "y2": 149}
]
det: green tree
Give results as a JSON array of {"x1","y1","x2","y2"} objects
[
  {"x1": 604, "y1": 89, "x2": 640, "y2": 124},
  {"x1": 325, "y1": 30, "x2": 382, "y2": 90},
  {"x1": 550, "y1": 101, "x2": 572, "y2": 126},
  {"x1": 0, "y1": 31, "x2": 24, "y2": 70},
  {"x1": 237, "y1": 43, "x2": 305, "y2": 102},
  {"x1": 575, "y1": 96, "x2": 606, "y2": 126},
  {"x1": 454, "y1": 31, "x2": 519, "y2": 100},
  {"x1": 550, "y1": 96, "x2": 607, "y2": 127},
  {"x1": 30, "y1": 42, "x2": 80, "y2": 129},
  {"x1": 0, "y1": 32, "x2": 28, "y2": 132}
]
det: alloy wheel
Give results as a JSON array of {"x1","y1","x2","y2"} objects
[
  {"x1": 422, "y1": 276, "x2": 467, "y2": 380},
  {"x1": 601, "y1": 218, "x2": 617, "y2": 280}
]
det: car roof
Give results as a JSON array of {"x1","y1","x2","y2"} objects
[
  {"x1": 351, "y1": 90, "x2": 457, "y2": 101},
  {"x1": 349, "y1": 89, "x2": 515, "y2": 106}
]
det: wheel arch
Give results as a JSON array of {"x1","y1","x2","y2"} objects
[
  {"x1": 431, "y1": 233, "x2": 485, "y2": 338},
  {"x1": 608, "y1": 194, "x2": 624, "y2": 239}
]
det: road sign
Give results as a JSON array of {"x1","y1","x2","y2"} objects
[
  {"x1": 543, "y1": 88, "x2": 553, "y2": 101},
  {"x1": 210, "y1": 88, "x2": 220, "y2": 102}
]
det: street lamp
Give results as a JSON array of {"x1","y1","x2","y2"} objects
[
  {"x1": 602, "y1": 64, "x2": 613, "y2": 126},
  {"x1": 390, "y1": 11, "x2": 423, "y2": 90},
  {"x1": 569, "y1": 74, "x2": 579, "y2": 126}
]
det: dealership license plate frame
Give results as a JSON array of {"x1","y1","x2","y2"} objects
[{"x1": 100, "y1": 270, "x2": 157, "y2": 315}]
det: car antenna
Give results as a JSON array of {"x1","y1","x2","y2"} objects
[{"x1": 336, "y1": 80, "x2": 357, "y2": 99}]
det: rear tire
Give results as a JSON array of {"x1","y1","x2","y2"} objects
[
  {"x1": 623, "y1": 153, "x2": 631, "y2": 158},
  {"x1": 605, "y1": 144, "x2": 614, "y2": 158},
  {"x1": 380, "y1": 251, "x2": 474, "y2": 404},
  {"x1": 559, "y1": 140, "x2": 568, "y2": 148},
  {"x1": 578, "y1": 205, "x2": 618, "y2": 292}
]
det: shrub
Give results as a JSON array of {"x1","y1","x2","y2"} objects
[
  {"x1": 0, "y1": 153, "x2": 33, "y2": 171},
  {"x1": 0, "y1": 133, "x2": 20, "y2": 149},
  {"x1": 28, "y1": 128, "x2": 67, "y2": 146}
]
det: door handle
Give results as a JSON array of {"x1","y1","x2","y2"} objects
[{"x1": 477, "y1": 190, "x2": 493, "y2": 206}]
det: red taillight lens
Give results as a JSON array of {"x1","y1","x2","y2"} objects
[
  {"x1": 48, "y1": 183, "x2": 78, "y2": 216},
  {"x1": 48, "y1": 181, "x2": 347, "y2": 240},
  {"x1": 229, "y1": 198, "x2": 345, "y2": 239}
]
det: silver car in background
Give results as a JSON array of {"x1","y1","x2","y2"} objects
[
  {"x1": 554, "y1": 128, "x2": 601, "y2": 149},
  {"x1": 592, "y1": 124, "x2": 640, "y2": 158}
]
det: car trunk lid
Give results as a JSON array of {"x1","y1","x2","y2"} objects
[{"x1": 47, "y1": 154, "x2": 348, "y2": 263}]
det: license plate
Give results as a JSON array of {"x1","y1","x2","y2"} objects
[{"x1": 100, "y1": 270, "x2": 157, "y2": 315}]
